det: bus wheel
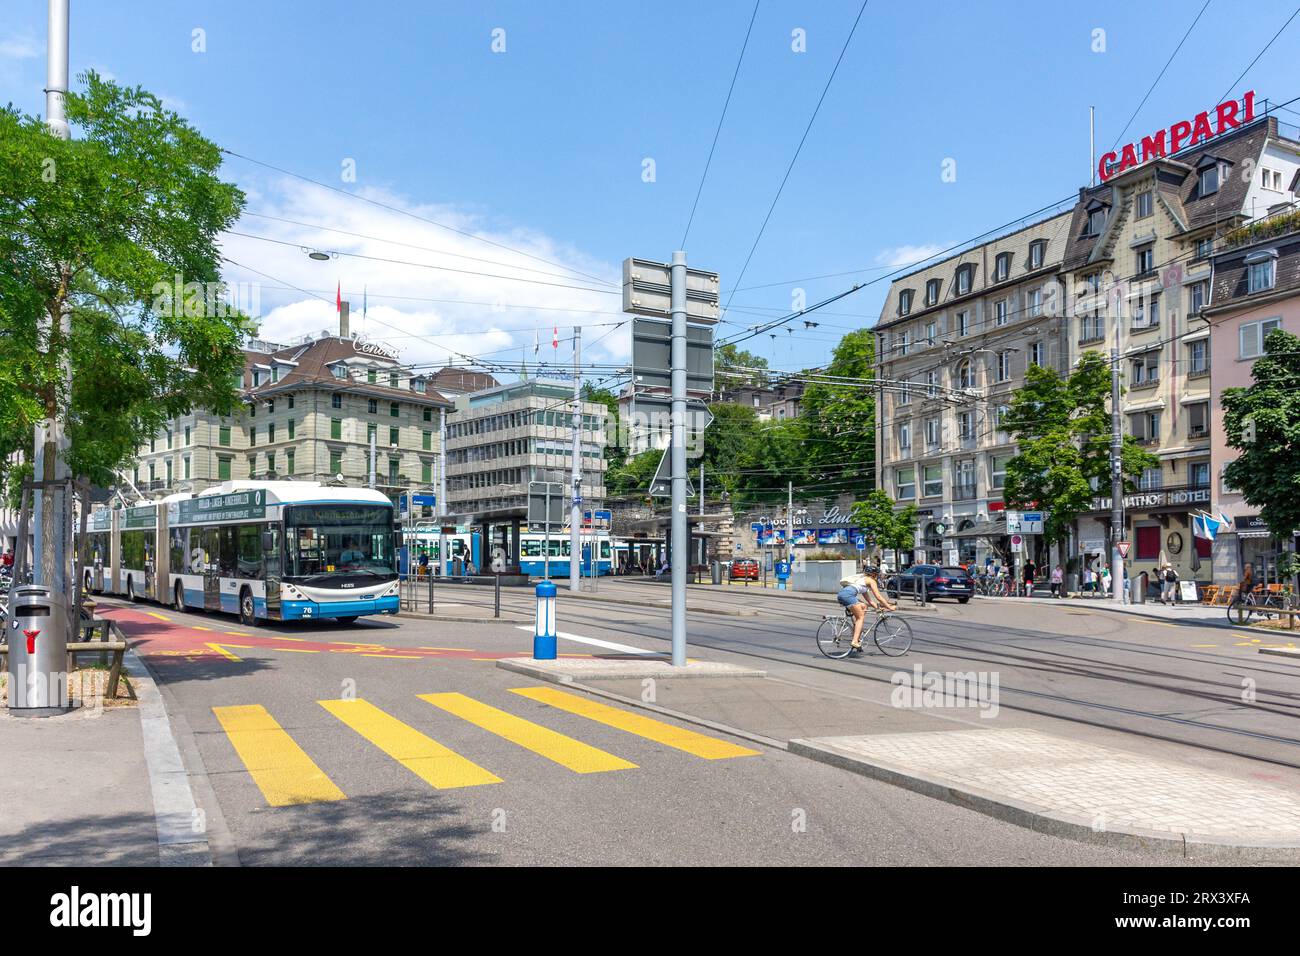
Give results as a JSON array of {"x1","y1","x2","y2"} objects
[
  {"x1": 84, "y1": 571, "x2": 93, "y2": 595},
  {"x1": 238, "y1": 588, "x2": 257, "y2": 627},
  {"x1": 127, "y1": 577, "x2": 137, "y2": 603},
  {"x1": 174, "y1": 581, "x2": 186, "y2": 612}
]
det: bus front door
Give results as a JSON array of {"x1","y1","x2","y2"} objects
[
  {"x1": 203, "y1": 528, "x2": 221, "y2": 611},
  {"x1": 263, "y1": 524, "x2": 281, "y2": 619}
]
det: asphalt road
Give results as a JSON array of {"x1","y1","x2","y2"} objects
[{"x1": 97, "y1": 593, "x2": 1213, "y2": 866}]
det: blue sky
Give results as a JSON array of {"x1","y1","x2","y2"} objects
[{"x1": 2, "y1": 0, "x2": 1298, "y2": 377}]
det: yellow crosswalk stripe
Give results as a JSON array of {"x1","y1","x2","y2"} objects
[
  {"x1": 509, "y1": 687, "x2": 760, "y2": 760},
  {"x1": 319, "y1": 699, "x2": 501, "y2": 789},
  {"x1": 212, "y1": 704, "x2": 345, "y2": 807},
  {"x1": 419, "y1": 693, "x2": 636, "y2": 774}
]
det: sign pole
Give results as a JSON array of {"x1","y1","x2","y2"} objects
[
  {"x1": 569, "y1": 326, "x2": 582, "y2": 592},
  {"x1": 543, "y1": 485, "x2": 550, "y2": 581},
  {"x1": 669, "y1": 251, "x2": 687, "y2": 666},
  {"x1": 1109, "y1": 311, "x2": 1125, "y2": 601}
]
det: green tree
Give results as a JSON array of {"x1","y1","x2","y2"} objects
[
  {"x1": 714, "y1": 342, "x2": 769, "y2": 388},
  {"x1": 0, "y1": 71, "x2": 252, "y2": 499},
  {"x1": 850, "y1": 489, "x2": 918, "y2": 569},
  {"x1": 1001, "y1": 352, "x2": 1156, "y2": 545},
  {"x1": 800, "y1": 328, "x2": 876, "y2": 489},
  {"x1": 1222, "y1": 328, "x2": 1300, "y2": 542},
  {"x1": 581, "y1": 383, "x2": 626, "y2": 475}
]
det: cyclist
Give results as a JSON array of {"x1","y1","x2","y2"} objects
[{"x1": 836, "y1": 565, "x2": 897, "y2": 653}]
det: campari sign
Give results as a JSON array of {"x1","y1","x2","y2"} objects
[{"x1": 1098, "y1": 91, "x2": 1257, "y2": 183}]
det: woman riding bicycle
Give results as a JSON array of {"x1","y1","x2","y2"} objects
[{"x1": 836, "y1": 565, "x2": 896, "y2": 654}]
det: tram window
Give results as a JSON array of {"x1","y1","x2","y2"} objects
[{"x1": 600, "y1": 542, "x2": 611, "y2": 559}]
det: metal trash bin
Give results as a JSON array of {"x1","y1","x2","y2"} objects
[
  {"x1": 1066, "y1": 573, "x2": 1079, "y2": 595},
  {"x1": 711, "y1": 562, "x2": 722, "y2": 585},
  {"x1": 6, "y1": 584, "x2": 71, "y2": 716},
  {"x1": 1131, "y1": 574, "x2": 1146, "y2": 604}
]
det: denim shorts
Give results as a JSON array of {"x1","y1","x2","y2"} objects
[{"x1": 836, "y1": 585, "x2": 861, "y2": 608}]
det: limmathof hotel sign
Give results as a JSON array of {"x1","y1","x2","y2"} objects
[{"x1": 1091, "y1": 487, "x2": 1210, "y2": 512}]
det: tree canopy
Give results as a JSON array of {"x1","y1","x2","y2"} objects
[{"x1": 0, "y1": 71, "x2": 252, "y2": 497}]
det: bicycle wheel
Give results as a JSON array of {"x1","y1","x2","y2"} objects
[
  {"x1": 873, "y1": 613, "x2": 913, "y2": 656},
  {"x1": 816, "y1": 616, "x2": 854, "y2": 659},
  {"x1": 1228, "y1": 600, "x2": 1253, "y2": 626}
]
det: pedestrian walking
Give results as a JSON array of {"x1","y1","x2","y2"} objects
[
  {"x1": 1160, "y1": 563, "x2": 1179, "y2": 604},
  {"x1": 1023, "y1": 559, "x2": 1036, "y2": 597},
  {"x1": 1050, "y1": 563, "x2": 1063, "y2": 598}
]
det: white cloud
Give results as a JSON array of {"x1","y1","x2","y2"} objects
[
  {"x1": 874, "y1": 243, "x2": 949, "y2": 270},
  {"x1": 218, "y1": 174, "x2": 628, "y2": 381},
  {"x1": 0, "y1": 35, "x2": 40, "y2": 60}
]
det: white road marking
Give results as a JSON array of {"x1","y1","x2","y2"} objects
[{"x1": 514, "y1": 626, "x2": 657, "y2": 656}]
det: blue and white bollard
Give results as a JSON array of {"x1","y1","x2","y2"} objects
[{"x1": 533, "y1": 580, "x2": 557, "y2": 660}]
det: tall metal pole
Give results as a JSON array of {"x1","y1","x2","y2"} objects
[
  {"x1": 569, "y1": 326, "x2": 582, "y2": 591},
  {"x1": 34, "y1": 0, "x2": 72, "y2": 611},
  {"x1": 669, "y1": 251, "x2": 688, "y2": 666},
  {"x1": 1110, "y1": 309, "x2": 1125, "y2": 602},
  {"x1": 439, "y1": 407, "x2": 448, "y2": 577},
  {"x1": 369, "y1": 430, "x2": 376, "y2": 489},
  {"x1": 787, "y1": 480, "x2": 794, "y2": 561}
]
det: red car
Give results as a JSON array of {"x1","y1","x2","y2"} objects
[{"x1": 729, "y1": 559, "x2": 759, "y2": 580}]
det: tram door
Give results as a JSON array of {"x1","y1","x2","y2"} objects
[{"x1": 203, "y1": 528, "x2": 221, "y2": 611}]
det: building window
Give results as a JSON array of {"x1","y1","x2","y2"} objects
[
  {"x1": 288, "y1": 395, "x2": 294, "y2": 409},
  {"x1": 1188, "y1": 402, "x2": 1209, "y2": 439},
  {"x1": 995, "y1": 404, "x2": 1010, "y2": 432},
  {"x1": 1138, "y1": 468, "x2": 1162, "y2": 491},
  {"x1": 955, "y1": 459, "x2": 976, "y2": 499},
  {"x1": 957, "y1": 412, "x2": 973, "y2": 441},
  {"x1": 287, "y1": 419, "x2": 295, "y2": 439},
  {"x1": 390, "y1": 372, "x2": 399, "y2": 388},
  {"x1": 367, "y1": 369, "x2": 377, "y2": 385},
  {"x1": 898, "y1": 289, "x2": 914, "y2": 316},
  {"x1": 1029, "y1": 240, "x2": 1045, "y2": 270},
  {"x1": 1135, "y1": 244, "x2": 1154, "y2": 275},
  {"x1": 898, "y1": 330, "x2": 911, "y2": 356},
  {"x1": 1239, "y1": 317, "x2": 1281, "y2": 358},
  {"x1": 367, "y1": 423, "x2": 377, "y2": 444},
  {"x1": 1247, "y1": 255, "x2": 1276, "y2": 294},
  {"x1": 389, "y1": 426, "x2": 399, "y2": 446},
  {"x1": 994, "y1": 252, "x2": 1011, "y2": 282},
  {"x1": 896, "y1": 467, "x2": 916, "y2": 499},
  {"x1": 183, "y1": 456, "x2": 191, "y2": 479},
  {"x1": 331, "y1": 418, "x2": 342, "y2": 441},
  {"x1": 897, "y1": 423, "x2": 911, "y2": 453},
  {"x1": 421, "y1": 461, "x2": 432, "y2": 484},
  {"x1": 990, "y1": 455, "x2": 1008, "y2": 490},
  {"x1": 1198, "y1": 164, "x2": 1219, "y2": 197},
  {"x1": 252, "y1": 370, "x2": 261, "y2": 388},
  {"x1": 368, "y1": 398, "x2": 378, "y2": 414},
  {"x1": 422, "y1": 430, "x2": 432, "y2": 451},
  {"x1": 995, "y1": 300, "x2": 1008, "y2": 326},
  {"x1": 1194, "y1": 237, "x2": 1213, "y2": 260},
  {"x1": 286, "y1": 450, "x2": 295, "y2": 474},
  {"x1": 925, "y1": 279, "x2": 941, "y2": 306},
  {"x1": 1136, "y1": 190, "x2": 1153, "y2": 218},
  {"x1": 331, "y1": 365, "x2": 346, "y2": 380},
  {"x1": 1028, "y1": 288, "x2": 1043, "y2": 317},
  {"x1": 331, "y1": 393, "x2": 342, "y2": 409},
  {"x1": 1190, "y1": 460, "x2": 1210, "y2": 488},
  {"x1": 268, "y1": 423, "x2": 276, "y2": 443},
  {"x1": 898, "y1": 379, "x2": 911, "y2": 406},
  {"x1": 1131, "y1": 351, "x2": 1159, "y2": 385},
  {"x1": 388, "y1": 457, "x2": 399, "y2": 482},
  {"x1": 329, "y1": 450, "x2": 342, "y2": 474},
  {"x1": 925, "y1": 417, "x2": 940, "y2": 447},
  {"x1": 184, "y1": 425, "x2": 191, "y2": 445},
  {"x1": 218, "y1": 425, "x2": 231, "y2": 447},
  {"x1": 1189, "y1": 280, "x2": 1208, "y2": 314},
  {"x1": 248, "y1": 425, "x2": 257, "y2": 446},
  {"x1": 1136, "y1": 524, "x2": 1161, "y2": 559},
  {"x1": 266, "y1": 452, "x2": 276, "y2": 475},
  {"x1": 956, "y1": 360, "x2": 974, "y2": 389},
  {"x1": 1080, "y1": 312, "x2": 1104, "y2": 342},
  {"x1": 922, "y1": 465, "x2": 943, "y2": 498},
  {"x1": 996, "y1": 351, "x2": 1011, "y2": 381},
  {"x1": 956, "y1": 264, "x2": 973, "y2": 295},
  {"x1": 925, "y1": 321, "x2": 937, "y2": 346},
  {"x1": 956, "y1": 311, "x2": 969, "y2": 336},
  {"x1": 390, "y1": 402, "x2": 400, "y2": 418},
  {"x1": 217, "y1": 456, "x2": 232, "y2": 481},
  {"x1": 1029, "y1": 342, "x2": 1043, "y2": 367},
  {"x1": 1187, "y1": 340, "x2": 1209, "y2": 376},
  {"x1": 1130, "y1": 411, "x2": 1161, "y2": 442},
  {"x1": 423, "y1": 408, "x2": 433, "y2": 422},
  {"x1": 925, "y1": 370, "x2": 939, "y2": 397},
  {"x1": 1087, "y1": 208, "x2": 1106, "y2": 235}
]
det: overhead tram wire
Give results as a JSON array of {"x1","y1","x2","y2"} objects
[
  {"x1": 1105, "y1": 0, "x2": 1214, "y2": 155},
  {"x1": 720, "y1": 0, "x2": 872, "y2": 317},
  {"x1": 219, "y1": 147, "x2": 617, "y2": 289},
  {"x1": 225, "y1": 230, "x2": 618, "y2": 296},
  {"x1": 1216, "y1": 4, "x2": 1300, "y2": 105},
  {"x1": 680, "y1": 0, "x2": 762, "y2": 248}
]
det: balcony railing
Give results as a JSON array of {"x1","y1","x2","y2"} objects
[
  {"x1": 1188, "y1": 426, "x2": 1209, "y2": 440},
  {"x1": 953, "y1": 483, "x2": 978, "y2": 501}
]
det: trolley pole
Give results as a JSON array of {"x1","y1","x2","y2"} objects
[
  {"x1": 569, "y1": 326, "x2": 582, "y2": 592},
  {"x1": 1109, "y1": 311, "x2": 1125, "y2": 602}
]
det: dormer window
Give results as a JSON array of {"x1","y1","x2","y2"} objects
[
  {"x1": 252, "y1": 369, "x2": 262, "y2": 387},
  {"x1": 1196, "y1": 155, "x2": 1222, "y2": 197},
  {"x1": 1246, "y1": 249, "x2": 1277, "y2": 294},
  {"x1": 1136, "y1": 190, "x2": 1153, "y2": 218},
  {"x1": 925, "y1": 279, "x2": 941, "y2": 306},
  {"x1": 331, "y1": 364, "x2": 347, "y2": 380},
  {"x1": 994, "y1": 252, "x2": 1011, "y2": 282},
  {"x1": 898, "y1": 289, "x2": 914, "y2": 316},
  {"x1": 1028, "y1": 240, "x2": 1045, "y2": 270},
  {"x1": 1087, "y1": 206, "x2": 1107, "y2": 236},
  {"x1": 955, "y1": 264, "x2": 973, "y2": 295}
]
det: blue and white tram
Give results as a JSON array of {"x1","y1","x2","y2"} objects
[{"x1": 516, "y1": 530, "x2": 613, "y2": 577}]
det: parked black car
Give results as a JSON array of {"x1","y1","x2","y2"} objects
[{"x1": 887, "y1": 564, "x2": 973, "y2": 603}]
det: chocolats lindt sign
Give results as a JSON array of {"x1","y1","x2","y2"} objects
[{"x1": 1098, "y1": 91, "x2": 1257, "y2": 183}]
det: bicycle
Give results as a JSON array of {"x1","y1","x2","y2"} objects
[
  {"x1": 1228, "y1": 588, "x2": 1289, "y2": 625},
  {"x1": 816, "y1": 604, "x2": 913, "y2": 659}
]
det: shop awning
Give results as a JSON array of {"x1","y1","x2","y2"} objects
[{"x1": 948, "y1": 520, "x2": 1007, "y2": 539}]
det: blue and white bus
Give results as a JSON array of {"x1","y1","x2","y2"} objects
[{"x1": 86, "y1": 482, "x2": 400, "y2": 625}]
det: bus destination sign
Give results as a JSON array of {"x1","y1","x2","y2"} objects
[{"x1": 171, "y1": 490, "x2": 268, "y2": 525}]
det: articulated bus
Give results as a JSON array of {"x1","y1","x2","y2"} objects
[{"x1": 83, "y1": 481, "x2": 400, "y2": 625}]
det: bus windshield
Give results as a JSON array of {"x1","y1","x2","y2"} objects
[{"x1": 285, "y1": 504, "x2": 396, "y2": 580}]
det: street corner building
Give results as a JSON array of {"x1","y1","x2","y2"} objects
[{"x1": 874, "y1": 96, "x2": 1300, "y2": 586}]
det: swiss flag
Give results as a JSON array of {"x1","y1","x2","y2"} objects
[{"x1": 552, "y1": 326, "x2": 559, "y2": 349}]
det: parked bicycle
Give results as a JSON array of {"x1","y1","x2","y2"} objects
[
  {"x1": 816, "y1": 605, "x2": 913, "y2": 659},
  {"x1": 1228, "y1": 587, "x2": 1294, "y2": 625}
]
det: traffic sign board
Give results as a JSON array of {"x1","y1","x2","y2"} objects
[
  {"x1": 622, "y1": 258, "x2": 720, "y2": 323},
  {"x1": 855, "y1": 539, "x2": 866, "y2": 551},
  {"x1": 649, "y1": 449, "x2": 696, "y2": 498},
  {"x1": 1117, "y1": 540, "x2": 1131, "y2": 559}
]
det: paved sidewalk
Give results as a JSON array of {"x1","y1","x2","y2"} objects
[
  {"x1": 0, "y1": 705, "x2": 158, "y2": 865},
  {"x1": 791, "y1": 729, "x2": 1300, "y2": 859},
  {"x1": 975, "y1": 593, "x2": 1230, "y2": 624}
]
